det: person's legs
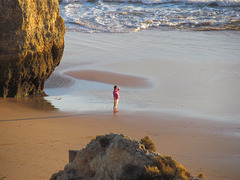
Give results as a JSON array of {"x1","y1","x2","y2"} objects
[{"x1": 113, "y1": 99, "x2": 119, "y2": 113}]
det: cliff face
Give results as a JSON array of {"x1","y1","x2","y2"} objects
[
  {"x1": 51, "y1": 134, "x2": 198, "y2": 180},
  {"x1": 0, "y1": 0, "x2": 65, "y2": 97}
]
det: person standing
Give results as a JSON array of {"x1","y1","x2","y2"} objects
[{"x1": 113, "y1": 85, "x2": 120, "y2": 113}]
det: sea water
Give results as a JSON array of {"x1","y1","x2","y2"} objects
[{"x1": 59, "y1": 0, "x2": 240, "y2": 33}]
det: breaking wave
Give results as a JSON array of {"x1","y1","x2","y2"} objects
[{"x1": 59, "y1": 0, "x2": 240, "y2": 32}]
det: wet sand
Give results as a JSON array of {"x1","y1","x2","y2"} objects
[
  {"x1": 65, "y1": 70, "x2": 153, "y2": 88},
  {"x1": 47, "y1": 30, "x2": 240, "y2": 122}
]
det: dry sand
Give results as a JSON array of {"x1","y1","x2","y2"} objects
[{"x1": 0, "y1": 98, "x2": 240, "y2": 180}]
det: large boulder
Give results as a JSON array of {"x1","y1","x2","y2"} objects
[
  {"x1": 0, "y1": 0, "x2": 65, "y2": 97},
  {"x1": 51, "y1": 133, "x2": 202, "y2": 180}
]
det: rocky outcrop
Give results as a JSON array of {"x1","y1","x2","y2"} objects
[
  {"x1": 51, "y1": 133, "x2": 203, "y2": 180},
  {"x1": 0, "y1": 0, "x2": 65, "y2": 97}
]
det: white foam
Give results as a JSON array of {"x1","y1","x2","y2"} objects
[
  {"x1": 60, "y1": 0, "x2": 240, "y2": 6},
  {"x1": 59, "y1": 0, "x2": 240, "y2": 33}
]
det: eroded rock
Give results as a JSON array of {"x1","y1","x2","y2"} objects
[
  {"x1": 51, "y1": 133, "x2": 202, "y2": 180},
  {"x1": 0, "y1": 0, "x2": 65, "y2": 97}
]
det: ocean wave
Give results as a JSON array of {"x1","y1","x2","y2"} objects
[
  {"x1": 66, "y1": 20, "x2": 128, "y2": 33},
  {"x1": 60, "y1": 0, "x2": 240, "y2": 7},
  {"x1": 64, "y1": 19, "x2": 240, "y2": 33},
  {"x1": 59, "y1": 0, "x2": 240, "y2": 33}
]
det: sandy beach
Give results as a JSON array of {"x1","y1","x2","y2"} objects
[
  {"x1": 0, "y1": 99, "x2": 240, "y2": 180},
  {"x1": 1, "y1": 30, "x2": 240, "y2": 180}
]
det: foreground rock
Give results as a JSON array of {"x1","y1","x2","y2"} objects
[
  {"x1": 0, "y1": 0, "x2": 65, "y2": 97},
  {"x1": 51, "y1": 133, "x2": 204, "y2": 180}
]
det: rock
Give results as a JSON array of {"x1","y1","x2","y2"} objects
[
  {"x1": 208, "y1": 2, "x2": 219, "y2": 6},
  {"x1": 0, "y1": 0, "x2": 65, "y2": 97},
  {"x1": 69, "y1": 150, "x2": 79, "y2": 163},
  {"x1": 45, "y1": 73, "x2": 75, "y2": 89},
  {"x1": 51, "y1": 133, "x2": 202, "y2": 180}
]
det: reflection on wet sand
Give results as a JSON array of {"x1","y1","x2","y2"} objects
[{"x1": 3, "y1": 94, "x2": 57, "y2": 111}]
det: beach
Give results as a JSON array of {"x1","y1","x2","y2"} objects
[
  {"x1": 0, "y1": 99, "x2": 240, "y2": 180},
  {"x1": 1, "y1": 30, "x2": 240, "y2": 180}
]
